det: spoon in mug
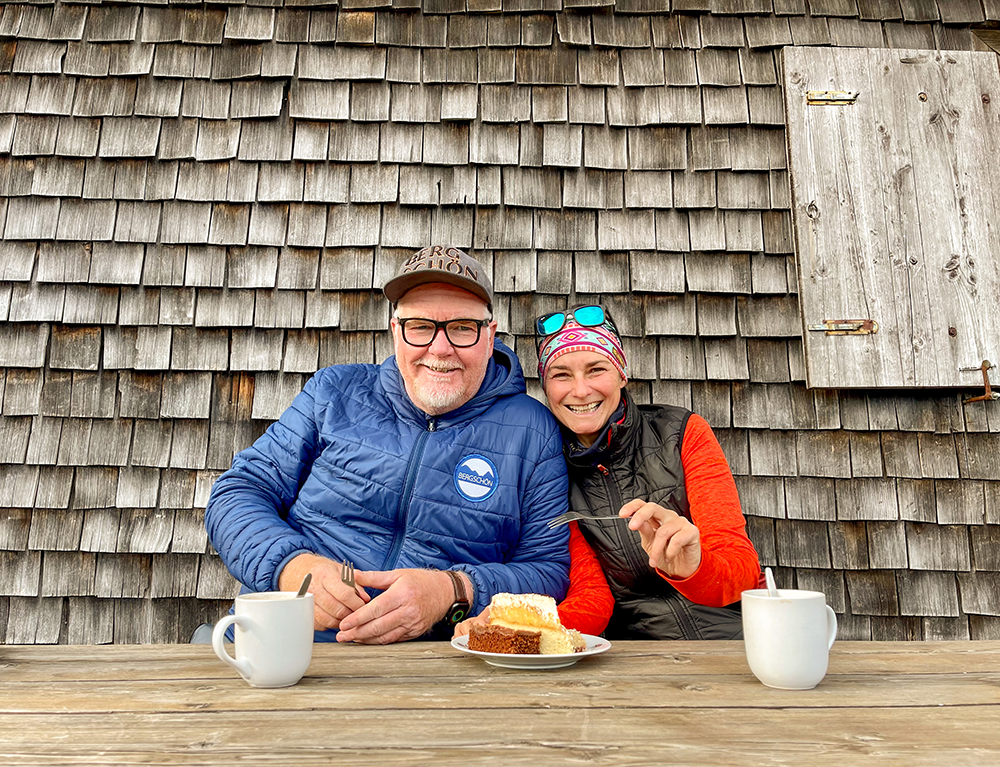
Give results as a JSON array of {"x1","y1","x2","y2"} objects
[
  {"x1": 296, "y1": 572, "x2": 312, "y2": 598},
  {"x1": 764, "y1": 567, "x2": 779, "y2": 598}
]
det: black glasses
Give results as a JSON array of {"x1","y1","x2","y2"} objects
[
  {"x1": 535, "y1": 305, "x2": 618, "y2": 337},
  {"x1": 397, "y1": 317, "x2": 490, "y2": 348}
]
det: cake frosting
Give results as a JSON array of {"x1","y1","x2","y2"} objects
[{"x1": 468, "y1": 593, "x2": 587, "y2": 655}]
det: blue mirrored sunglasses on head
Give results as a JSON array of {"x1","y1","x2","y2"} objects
[{"x1": 535, "y1": 305, "x2": 613, "y2": 337}]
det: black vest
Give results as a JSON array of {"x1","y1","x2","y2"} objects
[{"x1": 564, "y1": 393, "x2": 743, "y2": 640}]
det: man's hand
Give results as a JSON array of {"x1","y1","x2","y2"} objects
[
  {"x1": 336, "y1": 568, "x2": 467, "y2": 645},
  {"x1": 620, "y1": 498, "x2": 702, "y2": 579},
  {"x1": 278, "y1": 552, "x2": 370, "y2": 632}
]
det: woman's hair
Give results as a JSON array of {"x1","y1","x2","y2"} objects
[{"x1": 536, "y1": 304, "x2": 628, "y2": 381}]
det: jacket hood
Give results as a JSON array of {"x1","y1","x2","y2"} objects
[{"x1": 379, "y1": 339, "x2": 526, "y2": 426}]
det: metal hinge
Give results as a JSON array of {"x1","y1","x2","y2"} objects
[
  {"x1": 806, "y1": 90, "x2": 860, "y2": 105},
  {"x1": 807, "y1": 319, "x2": 878, "y2": 335},
  {"x1": 961, "y1": 360, "x2": 999, "y2": 405}
]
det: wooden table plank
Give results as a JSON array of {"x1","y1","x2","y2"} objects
[
  {"x1": 4, "y1": 672, "x2": 1000, "y2": 713},
  {"x1": 0, "y1": 707, "x2": 997, "y2": 767}
]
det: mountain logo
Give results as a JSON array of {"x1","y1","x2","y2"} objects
[{"x1": 454, "y1": 455, "x2": 498, "y2": 502}]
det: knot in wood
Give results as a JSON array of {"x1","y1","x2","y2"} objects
[
  {"x1": 943, "y1": 254, "x2": 961, "y2": 280},
  {"x1": 681, "y1": 683, "x2": 711, "y2": 692}
]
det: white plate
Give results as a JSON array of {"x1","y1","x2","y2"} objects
[{"x1": 451, "y1": 633, "x2": 611, "y2": 670}]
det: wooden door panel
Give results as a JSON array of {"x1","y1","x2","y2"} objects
[{"x1": 783, "y1": 47, "x2": 1000, "y2": 389}]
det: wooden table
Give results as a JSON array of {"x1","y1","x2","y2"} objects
[{"x1": 2, "y1": 640, "x2": 998, "y2": 766}]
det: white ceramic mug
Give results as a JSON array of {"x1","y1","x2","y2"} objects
[
  {"x1": 741, "y1": 588, "x2": 838, "y2": 690},
  {"x1": 212, "y1": 591, "x2": 315, "y2": 688}
]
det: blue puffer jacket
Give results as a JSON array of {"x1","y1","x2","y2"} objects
[{"x1": 205, "y1": 341, "x2": 570, "y2": 641}]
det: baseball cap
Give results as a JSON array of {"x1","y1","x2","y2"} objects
[{"x1": 383, "y1": 246, "x2": 493, "y2": 312}]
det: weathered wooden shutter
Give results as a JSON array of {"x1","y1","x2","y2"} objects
[{"x1": 783, "y1": 47, "x2": 1000, "y2": 389}]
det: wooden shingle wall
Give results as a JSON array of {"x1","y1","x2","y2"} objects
[{"x1": 1, "y1": 0, "x2": 998, "y2": 644}]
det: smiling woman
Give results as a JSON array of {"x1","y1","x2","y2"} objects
[
  {"x1": 536, "y1": 304, "x2": 763, "y2": 641},
  {"x1": 541, "y1": 351, "x2": 628, "y2": 447}
]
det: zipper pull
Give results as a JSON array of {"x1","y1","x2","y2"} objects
[
  {"x1": 597, "y1": 464, "x2": 609, "y2": 475},
  {"x1": 428, "y1": 418, "x2": 437, "y2": 432}
]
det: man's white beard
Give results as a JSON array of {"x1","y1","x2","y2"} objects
[{"x1": 412, "y1": 379, "x2": 465, "y2": 412}]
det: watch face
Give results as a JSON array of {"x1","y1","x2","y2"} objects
[{"x1": 447, "y1": 603, "x2": 469, "y2": 624}]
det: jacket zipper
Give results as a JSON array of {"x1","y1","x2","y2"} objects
[
  {"x1": 384, "y1": 417, "x2": 437, "y2": 570},
  {"x1": 597, "y1": 463, "x2": 652, "y2": 578}
]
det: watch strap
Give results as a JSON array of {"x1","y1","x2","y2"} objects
[
  {"x1": 445, "y1": 570, "x2": 468, "y2": 605},
  {"x1": 442, "y1": 571, "x2": 470, "y2": 626}
]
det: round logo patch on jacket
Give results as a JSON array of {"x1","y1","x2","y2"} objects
[{"x1": 454, "y1": 455, "x2": 498, "y2": 501}]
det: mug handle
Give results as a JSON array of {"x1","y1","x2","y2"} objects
[
  {"x1": 825, "y1": 605, "x2": 838, "y2": 650},
  {"x1": 212, "y1": 615, "x2": 251, "y2": 679}
]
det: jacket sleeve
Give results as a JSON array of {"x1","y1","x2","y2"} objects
[
  {"x1": 452, "y1": 418, "x2": 571, "y2": 614},
  {"x1": 557, "y1": 522, "x2": 614, "y2": 635},
  {"x1": 656, "y1": 413, "x2": 762, "y2": 606},
  {"x1": 204, "y1": 372, "x2": 326, "y2": 593}
]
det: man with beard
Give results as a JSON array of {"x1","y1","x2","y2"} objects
[{"x1": 205, "y1": 247, "x2": 570, "y2": 644}]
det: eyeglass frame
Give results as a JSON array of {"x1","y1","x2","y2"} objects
[
  {"x1": 394, "y1": 316, "x2": 492, "y2": 348},
  {"x1": 534, "y1": 304, "x2": 621, "y2": 347}
]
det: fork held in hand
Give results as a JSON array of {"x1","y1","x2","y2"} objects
[
  {"x1": 546, "y1": 511, "x2": 624, "y2": 529},
  {"x1": 340, "y1": 558, "x2": 355, "y2": 588}
]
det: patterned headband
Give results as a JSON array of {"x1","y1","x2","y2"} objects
[{"x1": 537, "y1": 320, "x2": 628, "y2": 381}]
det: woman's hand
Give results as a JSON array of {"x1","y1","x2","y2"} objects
[
  {"x1": 453, "y1": 607, "x2": 490, "y2": 638},
  {"x1": 620, "y1": 499, "x2": 702, "y2": 579}
]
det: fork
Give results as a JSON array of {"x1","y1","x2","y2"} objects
[
  {"x1": 340, "y1": 558, "x2": 355, "y2": 589},
  {"x1": 546, "y1": 511, "x2": 624, "y2": 529}
]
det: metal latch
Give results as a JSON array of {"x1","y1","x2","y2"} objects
[
  {"x1": 962, "y1": 360, "x2": 999, "y2": 405},
  {"x1": 807, "y1": 319, "x2": 878, "y2": 335},
  {"x1": 806, "y1": 90, "x2": 860, "y2": 105}
]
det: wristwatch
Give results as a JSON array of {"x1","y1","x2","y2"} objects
[{"x1": 442, "y1": 570, "x2": 471, "y2": 625}]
